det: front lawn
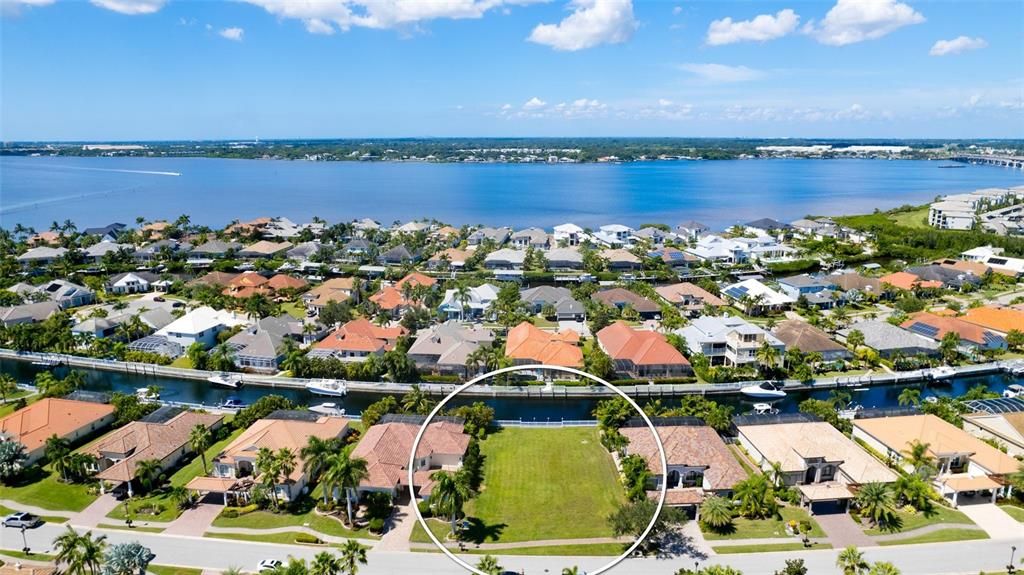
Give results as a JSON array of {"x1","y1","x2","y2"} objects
[
  {"x1": 701, "y1": 506, "x2": 825, "y2": 541},
  {"x1": 713, "y1": 542, "x2": 828, "y2": 555},
  {"x1": 211, "y1": 501, "x2": 377, "y2": 539},
  {"x1": 281, "y1": 301, "x2": 305, "y2": 319},
  {"x1": 462, "y1": 427, "x2": 626, "y2": 543},
  {"x1": 877, "y1": 528, "x2": 987, "y2": 546},
  {"x1": 148, "y1": 566, "x2": 203, "y2": 575},
  {"x1": 0, "y1": 466, "x2": 97, "y2": 512},
  {"x1": 863, "y1": 505, "x2": 973, "y2": 535}
]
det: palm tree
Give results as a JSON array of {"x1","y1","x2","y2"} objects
[
  {"x1": 698, "y1": 495, "x2": 734, "y2": 531},
  {"x1": 256, "y1": 447, "x2": 281, "y2": 508},
  {"x1": 901, "y1": 440, "x2": 937, "y2": 478},
  {"x1": 321, "y1": 447, "x2": 369, "y2": 527},
  {"x1": 836, "y1": 546, "x2": 870, "y2": 575},
  {"x1": 561, "y1": 568, "x2": 580, "y2": 575},
  {"x1": 310, "y1": 551, "x2": 341, "y2": 575},
  {"x1": 454, "y1": 284, "x2": 472, "y2": 321},
  {"x1": 134, "y1": 458, "x2": 163, "y2": 494},
  {"x1": 756, "y1": 340, "x2": 779, "y2": 374},
  {"x1": 867, "y1": 562, "x2": 901, "y2": 575},
  {"x1": 46, "y1": 434, "x2": 72, "y2": 481},
  {"x1": 54, "y1": 526, "x2": 107, "y2": 575},
  {"x1": 209, "y1": 343, "x2": 236, "y2": 372},
  {"x1": 846, "y1": 329, "x2": 865, "y2": 351},
  {"x1": 169, "y1": 485, "x2": 193, "y2": 510},
  {"x1": 475, "y1": 555, "x2": 502, "y2": 575},
  {"x1": 276, "y1": 447, "x2": 298, "y2": 500},
  {"x1": 430, "y1": 468, "x2": 475, "y2": 537},
  {"x1": 732, "y1": 473, "x2": 777, "y2": 519},
  {"x1": 338, "y1": 540, "x2": 367, "y2": 575},
  {"x1": 897, "y1": 387, "x2": 921, "y2": 407},
  {"x1": 855, "y1": 482, "x2": 898, "y2": 531},
  {"x1": 302, "y1": 436, "x2": 342, "y2": 506},
  {"x1": 189, "y1": 424, "x2": 213, "y2": 474},
  {"x1": 401, "y1": 384, "x2": 434, "y2": 414},
  {"x1": 0, "y1": 374, "x2": 16, "y2": 404}
]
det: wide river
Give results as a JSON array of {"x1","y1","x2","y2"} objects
[{"x1": 2, "y1": 156, "x2": 1022, "y2": 230}]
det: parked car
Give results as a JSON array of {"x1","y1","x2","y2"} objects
[
  {"x1": 3, "y1": 512, "x2": 42, "y2": 529},
  {"x1": 153, "y1": 296, "x2": 166, "y2": 302},
  {"x1": 258, "y1": 560, "x2": 282, "y2": 572}
]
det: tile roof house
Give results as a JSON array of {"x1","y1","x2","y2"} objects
[
  {"x1": 634, "y1": 226, "x2": 670, "y2": 245},
  {"x1": 960, "y1": 306, "x2": 1024, "y2": 335},
  {"x1": 900, "y1": 311, "x2": 1007, "y2": 353},
  {"x1": 963, "y1": 410, "x2": 1024, "y2": 458},
  {"x1": 675, "y1": 221, "x2": 709, "y2": 240},
  {"x1": 738, "y1": 419, "x2": 896, "y2": 512},
  {"x1": 0, "y1": 301, "x2": 61, "y2": 326},
  {"x1": 505, "y1": 322, "x2": 583, "y2": 370},
  {"x1": 520, "y1": 286, "x2": 585, "y2": 321},
  {"x1": 853, "y1": 414, "x2": 1019, "y2": 506},
  {"x1": 648, "y1": 247, "x2": 697, "y2": 268},
  {"x1": 0, "y1": 398, "x2": 116, "y2": 464},
  {"x1": 597, "y1": 321, "x2": 691, "y2": 379},
  {"x1": 351, "y1": 419, "x2": 470, "y2": 499},
  {"x1": 303, "y1": 277, "x2": 360, "y2": 313},
  {"x1": 467, "y1": 226, "x2": 512, "y2": 246},
  {"x1": 829, "y1": 272, "x2": 882, "y2": 298},
  {"x1": 227, "y1": 315, "x2": 306, "y2": 372},
  {"x1": 545, "y1": 247, "x2": 584, "y2": 270},
  {"x1": 285, "y1": 241, "x2": 323, "y2": 261},
  {"x1": 591, "y1": 288, "x2": 661, "y2": 318},
  {"x1": 510, "y1": 228, "x2": 550, "y2": 250},
  {"x1": 85, "y1": 410, "x2": 223, "y2": 494},
  {"x1": 27, "y1": 231, "x2": 61, "y2": 246},
  {"x1": 678, "y1": 316, "x2": 785, "y2": 368},
  {"x1": 202, "y1": 415, "x2": 350, "y2": 502},
  {"x1": 265, "y1": 274, "x2": 308, "y2": 292},
  {"x1": 879, "y1": 271, "x2": 943, "y2": 291},
  {"x1": 17, "y1": 246, "x2": 68, "y2": 266},
  {"x1": 378, "y1": 245, "x2": 420, "y2": 265},
  {"x1": 484, "y1": 248, "x2": 527, "y2": 270},
  {"x1": 369, "y1": 286, "x2": 418, "y2": 317},
  {"x1": 83, "y1": 241, "x2": 133, "y2": 263},
  {"x1": 105, "y1": 272, "x2": 158, "y2": 295},
  {"x1": 221, "y1": 272, "x2": 271, "y2": 299},
  {"x1": 655, "y1": 283, "x2": 726, "y2": 316},
  {"x1": 395, "y1": 272, "x2": 437, "y2": 290},
  {"x1": 603, "y1": 249, "x2": 642, "y2": 271},
  {"x1": 777, "y1": 274, "x2": 837, "y2": 300},
  {"x1": 188, "y1": 271, "x2": 239, "y2": 288},
  {"x1": 309, "y1": 318, "x2": 407, "y2": 361},
  {"x1": 906, "y1": 264, "x2": 984, "y2": 290},
  {"x1": 621, "y1": 422, "x2": 747, "y2": 507},
  {"x1": 15, "y1": 280, "x2": 95, "y2": 309},
  {"x1": 190, "y1": 240, "x2": 242, "y2": 259},
  {"x1": 773, "y1": 320, "x2": 852, "y2": 362},
  {"x1": 407, "y1": 322, "x2": 495, "y2": 378},
  {"x1": 837, "y1": 320, "x2": 939, "y2": 358},
  {"x1": 238, "y1": 241, "x2": 292, "y2": 259},
  {"x1": 427, "y1": 248, "x2": 472, "y2": 270},
  {"x1": 156, "y1": 306, "x2": 250, "y2": 351}
]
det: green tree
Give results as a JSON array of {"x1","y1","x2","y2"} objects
[
  {"x1": 939, "y1": 331, "x2": 960, "y2": 363},
  {"x1": 401, "y1": 384, "x2": 435, "y2": 415},
  {"x1": 475, "y1": 555, "x2": 502, "y2": 575},
  {"x1": 0, "y1": 374, "x2": 17, "y2": 404},
  {"x1": 846, "y1": 329, "x2": 865, "y2": 350},
  {"x1": 302, "y1": 435, "x2": 343, "y2": 506},
  {"x1": 836, "y1": 546, "x2": 870, "y2": 575},
  {"x1": 430, "y1": 468, "x2": 475, "y2": 536},
  {"x1": 584, "y1": 343, "x2": 616, "y2": 380},
  {"x1": 338, "y1": 540, "x2": 367, "y2": 575},
  {"x1": 101, "y1": 541, "x2": 153, "y2": 575},
  {"x1": 699, "y1": 495, "x2": 734, "y2": 532},
  {"x1": 322, "y1": 447, "x2": 370, "y2": 527},
  {"x1": 732, "y1": 474, "x2": 778, "y2": 519},
  {"x1": 189, "y1": 424, "x2": 213, "y2": 474},
  {"x1": 46, "y1": 434, "x2": 72, "y2": 481},
  {"x1": 0, "y1": 441, "x2": 28, "y2": 483},
  {"x1": 54, "y1": 526, "x2": 108, "y2": 575},
  {"x1": 902, "y1": 440, "x2": 937, "y2": 478},
  {"x1": 134, "y1": 458, "x2": 163, "y2": 494},
  {"x1": 897, "y1": 387, "x2": 921, "y2": 407},
  {"x1": 774, "y1": 559, "x2": 807, "y2": 575},
  {"x1": 276, "y1": 447, "x2": 298, "y2": 500},
  {"x1": 310, "y1": 551, "x2": 341, "y2": 575},
  {"x1": 854, "y1": 482, "x2": 899, "y2": 531},
  {"x1": 867, "y1": 562, "x2": 901, "y2": 575}
]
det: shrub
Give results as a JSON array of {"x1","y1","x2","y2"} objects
[
  {"x1": 368, "y1": 517, "x2": 385, "y2": 533},
  {"x1": 417, "y1": 500, "x2": 432, "y2": 518},
  {"x1": 294, "y1": 533, "x2": 323, "y2": 545}
]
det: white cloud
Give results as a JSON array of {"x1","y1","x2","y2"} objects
[
  {"x1": 501, "y1": 103, "x2": 513, "y2": 110},
  {"x1": 658, "y1": 98, "x2": 673, "y2": 107},
  {"x1": 929, "y1": 35, "x2": 987, "y2": 56},
  {"x1": 706, "y1": 9, "x2": 799, "y2": 46},
  {"x1": 679, "y1": 63, "x2": 764, "y2": 83},
  {"x1": 89, "y1": 0, "x2": 166, "y2": 15},
  {"x1": 0, "y1": 0, "x2": 54, "y2": 15},
  {"x1": 805, "y1": 0, "x2": 924, "y2": 46},
  {"x1": 672, "y1": 6, "x2": 682, "y2": 15},
  {"x1": 523, "y1": 97, "x2": 547, "y2": 110},
  {"x1": 527, "y1": 0, "x2": 637, "y2": 51},
  {"x1": 219, "y1": 27, "x2": 244, "y2": 41},
  {"x1": 240, "y1": 0, "x2": 545, "y2": 34}
]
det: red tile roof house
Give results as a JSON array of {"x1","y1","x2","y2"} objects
[
  {"x1": 84, "y1": 409, "x2": 223, "y2": 497},
  {"x1": 370, "y1": 272, "x2": 439, "y2": 318},
  {"x1": 504, "y1": 322, "x2": 583, "y2": 379},
  {"x1": 900, "y1": 311, "x2": 1008, "y2": 354},
  {"x1": 0, "y1": 398, "x2": 116, "y2": 465},
  {"x1": 308, "y1": 318, "x2": 407, "y2": 362},
  {"x1": 879, "y1": 271, "x2": 943, "y2": 292},
  {"x1": 351, "y1": 417, "x2": 470, "y2": 501},
  {"x1": 620, "y1": 422, "x2": 748, "y2": 512},
  {"x1": 596, "y1": 321, "x2": 691, "y2": 379}
]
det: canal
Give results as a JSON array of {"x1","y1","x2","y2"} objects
[{"x1": 2, "y1": 359, "x2": 1021, "y2": 421}]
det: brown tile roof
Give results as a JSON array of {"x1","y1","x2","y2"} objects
[
  {"x1": 960, "y1": 306, "x2": 1024, "y2": 335},
  {"x1": 591, "y1": 288, "x2": 661, "y2": 313},
  {"x1": 28, "y1": 231, "x2": 61, "y2": 246},
  {"x1": 215, "y1": 416, "x2": 349, "y2": 482},
  {"x1": 314, "y1": 318, "x2": 407, "y2": 353},
  {"x1": 241, "y1": 240, "x2": 292, "y2": 256},
  {"x1": 505, "y1": 322, "x2": 583, "y2": 367},
  {"x1": 648, "y1": 488, "x2": 704, "y2": 506},
  {"x1": 830, "y1": 272, "x2": 881, "y2": 294},
  {"x1": 655, "y1": 282, "x2": 726, "y2": 307},
  {"x1": 880, "y1": 271, "x2": 943, "y2": 291},
  {"x1": 266, "y1": 274, "x2": 308, "y2": 291},
  {"x1": 900, "y1": 311, "x2": 1000, "y2": 346},
  {"x1": 596, "y1": 321, "x2": 689, "y2": 367},
  {"x1": 86, "y1": 411, "x2": 222, "y2": 483},
  {"x1": 932, "y1": 259, "x2": 992, "y2": 276},
  {"x1": 0, "y1": 398, "x2": 114, "y2": 454},
  {"x1": 395, "y1": 272, "x2": 437, "y2": 289},
  {"x1": 228, "y1": 272, "x2": 269, "y2": 289},
  {"x1": 351, "y1": 421, "x2": 469, "y2": 492},
  {"x1": 190, "y1": 271, "x2": 239, "y2": 288},
  {"x1": 773, "y1": 320, "x2": 849, "y2": 354},
  {"x1": 303, "y1": 278, "x2": 357, "y2": 307},
  {"x1": 429, "y1": 248, "x2": 471, "y2": 265},
  {"x1": 622, "y1": 425, "x2": 747, "y2": 491}
]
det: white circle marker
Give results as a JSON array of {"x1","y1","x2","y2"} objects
[{"x1": 407, "y1": 363, "x2": 668, "y2": 575}]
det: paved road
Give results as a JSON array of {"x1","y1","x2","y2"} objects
[{"x1": 7, "y1": 522, "x2": 1023, "y2": 575}]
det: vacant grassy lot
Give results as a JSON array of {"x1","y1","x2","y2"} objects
[
  {"x1": 863, "y1": 505, "x2": 973, "y2": 535},
  {"x1": 877, "y1": 528, "x2": 987, "y2": 546},
  {"x1": 889, "y1": 206, "x2": 931, "y2": 229},
  {"x1": 701, "y1": 506, "x2": 824, "y2": 541},
  {"x1": 463, "y1": 427, "x2": 626, "y2": 543}
]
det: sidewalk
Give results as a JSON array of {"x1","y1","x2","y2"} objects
[{"x1": 0, "y1": 499, "x2": 73, "y2": 519}]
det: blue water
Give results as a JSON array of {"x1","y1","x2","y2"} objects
[{"x1": 2, "y1": 156, "x2": 1022, "y2": 231}]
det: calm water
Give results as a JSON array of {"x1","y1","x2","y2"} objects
[
  {"x1": 2, "y1": 156, "x2": 1022, "y2": 230},
  {"x1": 1, "y1": 359, "x2": 1017, "y2": 420}
]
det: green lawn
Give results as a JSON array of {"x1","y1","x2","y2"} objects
[
  {"x1": 107, "y1": 428, "x2": 246, "y2": 523},
  {"x1": 97, "y1": 523, "x2": 165, "y2": 533},
  {"x1": 211, "y1": 504, "x2": 377, "y2": 539},
  {"x1": 169, "y1": 357, "x2": 193, "y2": 369},
  {"x1": 148, "y1": 566, "x2": 203, "y2": 575},
  {"x1": 0, "y1": 550, "x2": 57, "y2": 561},
  {"x1": 998, "y1": 504, "x2": 1024, "y2": 522},
  {"x1": 281, "y1": 301, "x2": 305, "y2": 319},
  {"x1": 889, "y1": 207, "x2": 931, "y2": 229},
  {"x1": 0, "y1": 466, "x2": 97, "y2": 512},
  {"x1": 414, "y1": 543, "x2": 626, "y2": 556},
  {"x1": 0, "y1": 395, "x2": 40, "y2": 418},
  {"x1": 877, "y1": 528, "x2": 987, "y2": 546},
  {"x1": 713, "y1": 542, "x2": 829, "y2": 555},
  {"x1": 863, "y1": 505, "x2": 973, "y2": 535},
  {"x1": 701, "y1": 506, "x2": 825, "y2": 541},
  {"x1": 461, "y1": 427, "x2": 626, "y2": 543},
  {"x1": 205, "y1": 532, "x2": 338, "y2": 546}
]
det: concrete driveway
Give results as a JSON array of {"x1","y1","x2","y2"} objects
[{"x1": 957, "y1": 503, "x2": 1024, "y2": 539}]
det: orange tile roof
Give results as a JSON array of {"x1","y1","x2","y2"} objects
[
  {"x1": 223, "y1": 285, "x2": 273, "y2": 299},
  {"x1": 266, "y1": 274, "x2": 308, "y2": 291},
  {"x1": 429, "y1": 248, "x2": 471, "y2": 264},
  {"x1": 961, "y1": 306, "x2": 1024, "y2": 335},
  {"x1": 369, "y1": 286, "x2": 410, "y2": 311},
  {"x1": 351, "y1": 421, "x2": 469, "y2": 492},
  {"x1": 900, "y1": 311, "x2": 1000, "y2": 346},
  {"x1": 0, "y1": 398, "x2": 114, "y2": 454},
  {"x1": 303, "y1": 278, "x2": 357, "y2": 307},
  {"x1": 655, "y1": 282, "x2": 726, "y2": 307},
  {"x1": 395, "y1": 272, "x2": 437, "y2": 289},
  {"x1": 880, "y1": 271, "x2": 943, "y2": 291},
  {"x1": 28, "y1": 231, "x2": 61, "y2": 245},
  {"x1": 314, "y1": 318, "x2": 407, "y2": 353},
  {"x1": 597, "y1": 321, "x2": 689, "y2": 367},
  {"x1": 216, "y1": 416, "x2": 348, "y2": 483},
  {"x1": 505, "y1": 322, "x2": 583, "y2": 367},
  {"x1": 228, "y1": 272, "x2": 269, "y2": 289},
  {"x1": 932, "y1": 259, "x2": 991, "y2": 276}
]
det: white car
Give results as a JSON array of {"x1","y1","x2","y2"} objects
[
  {"x1": 258, "y1": 560, "x2": 282, "y2": 572},
  {"x1": 3, "y1": 512, "x2": 42, "y2": 529}
]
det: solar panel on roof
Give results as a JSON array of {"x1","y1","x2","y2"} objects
[
  {"x1": 988, "y1": 257, "x2": 1008, "y2": 265},
  {"x1": 982, "y1": 332, "x2": 1005, "y2": 346},
  {"x1": 907, "y1": 323, "x2": 940, "y2": 338}
]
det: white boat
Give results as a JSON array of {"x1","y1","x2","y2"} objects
[
  {"x1": 32, "y1": 357, "x2": 60, "y2": 368},
  {"x1": 740, "y1": 382, "x2": 786, "y2": 400},
  {"x1": 930, "y1": 366, "x2": 956, "y2": 380},
  {"x1": 208, "y1": 373, "x2": 242, "y2": 389},
  {"x1": 751, "y1": 403, "x2": 778, "y2": 415},
  {"x1": 135, "y1": 388, "x2": 159, "y2": 401},
  {"x1": 306, "y1": 379, "x2": 348, "y2": 397},
  {"x1": 1004, "y1": 384, "x2": 1024, "y2": 399},
  {"x1": 310, "y1": 402, "x2": 345, "y2": 416},
  {"x1": 1010, "y1": 365, "x2": 1024, "y2": 377},
  {"x1": 219, "y1": 397, "x2": 247, "y2": 410},
  {"x1": 838, "y1": 403, "x2": 863, "y2": 420}
]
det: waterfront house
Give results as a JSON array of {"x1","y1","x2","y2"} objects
[
  {"x1": 82, "y1": 223, "x2": 127, "y2": 242},
  {"x1": 395, "y1": 221, "x2": 431, "y2": 234},
  {"x1": 721, "y1": 279, "x2": 795, "y2": 313},
  {"x1": 594, "y1": 224, "x2": 635, "y2": 248},
  {"x1": 134, "y1": 239, "x2": 189, "y2": 263},
  {"x1": 438, "y1": 283, "x2": 499, "y2": 320},
  {"x1": 777, "y1": 274, "x2": 836, "y2": 300},
  {"x1": 155, "y1": 306, "x2": 250, "y2": 351},
  {"x1": 73, "y1": 307, "x2": 173, "y2": 341},
  {"x1": 963, "y1": 402, "x2": 1024, "y2": 458},
  {"x1": 655, "y1": 282, "x2": 727, "y2": 316},
  {"x1": 591, "y1": 287, "x2": 661, "y2": 319},
  {"x1": 468, "y1": 226, "x2": 512, "y2": 246},
  {"x1": 351, "y1": 416, "x2": 469, "y2": 501},
  {"x1": 634, "y1": 226, "x2": 669, "y2": 245},
  {"x1": 738, "y1": 416, "x2": 897, "y2": 513},
  {"x1": 105, "y1": 271, "x2": 158, "y2": 295},
  {"x1": 853, "y1": 414, "x2": 1019, "y2": 506},
  {"x1": 87, "y1": 409, "x2": 223, "y2": 497},
  {"x1": 140, "y1": 221, "x2": 171, "y2": 239},
  {"x1": 961, "y1": 246, "x2": 1024, "y2": 277},
  {"x1": 649, "y1": 247, "x2": 696, "y2": 269},
  {"x1": 126, "y1": 335, "x2": 183, "y2": 358},
  {"x1": 905, "y1": 264, "x2": 984, "y2": 291},
  {"x1": 677, "y1": 315, "x2": 785, "y2": 368},
  {"x1": 545, "y1": 247, "x2": 584, "y2": 271},
  {"x1": 352, "y1": 218, "x2": 381, "y2": 236},
  {"x1": 837, "y1": 320, "x2": 939, "y2": 358},
  {"x1": 427, "y1": 248, "x2": 471, "y2": 270},
  {"x1": 772, "y1": 320, "x2": 852, "y2": 362},
  {"x1": 17, "y1": 246, "x2": 68, "y2": 267},
  {"x1": 685, "y1": 235, "x2": 748, "y2": 263},
  {"x1": 239, "y1": 240, "x2": 292, "y2": 259},
  {"x1": 190, "y1": 240, "x2": 241, "y2": 260},
  {"x1": 960, "y1": 306, "x2": 1024, "y2": 335},
  {"x1": 790, "y1": 218, "x2": 841, "y2": 239},
  {"x1": 0, "y1": 398, "x2": 115, "y2": 465},
  {"x1": 0, "y1": 301, "x2": 61, "y2": 326},
  {"x1": 620, "y1": 420, "x2": 747, "y2": 512},
  {"x1": 309, "y1": 318, "x2": 406, "y2": 362},
  {"x1": 553, "y1": 223, "x2": 587, "y2": 246},
  {"x1": 675, "y1": 221, "x2": 709, "y2": 240},
  {"x1": 395, "y1": 272, "x2": 437, "y2": 291},
  {"x1": 407, "y1": 321, "x2": 495, "y2": 378},
  {"x1": 829, "y1": 272, "x2": 882, "y2": 301},
  {"x1": 199, "y1": 413, "x2": 351, "y2": 503},
  {"x1": 303, "y1": 277, "x2": 360, "y2": 315},
  {"x1": 226, "y1": 315, "x2": 308, "y2": 372},
  {"x1": 83, "y1": 241, "x2": 133, "y2": 263},
  {"x1": 929, "y1": 200, "x2": 976, "y2": 230},
  {"x1": 15, "y1": 279, "x2": 95, "y2": 309},
  {"x1": 596, "y1": 321, "x2": 691, "y2": 379},
  {"x1": 603, "y1": 249, "x2": 642, "y2": 271},
  {"x1": 27, "y1": 231, "x2": 61, "y2": 246},
  {"x1": 430, "y1": 226, "x2": 460, "y2": 245},
  {"x1": 735, "y1": 235, "x2": 798, "y2": 262},
  {"x1": 378, "y1": 245, "x2": 419, "y2": 265},
  {"x1": 900, "y1": 312, "x2": 1007, "y2": 354},
  {"x1": 744, "y1": 218, "x2": 792, "y2": 234},
  {"x1": 505, "y1": 321, "x2": 583, "y2": 372},
  {"x1": 484, "y1": 248, "x2": 526, "y2": 270},
  {"x1": 510, "y1": 228, "x2": 550, "y2": 250}
]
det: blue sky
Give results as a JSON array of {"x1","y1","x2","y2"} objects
[{"x1": 1, "y1": 0, "x2": 1021, "y2": 140}]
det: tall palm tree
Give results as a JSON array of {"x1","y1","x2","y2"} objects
[
  {"x1": 321, "y1": 447, "x2": 369, "y2": 527},
  {"x1": 846, "y1": 329, "x2": 865, "y2": 351},
  {"x1": 454, "y1": 284, "x2": 471, "y2": 321},
  {"x1": 854, "y1": 482, "x2": 898, "y2": 531},
  {"x1": 401, "y1": 384, "x2": 433, "y2": 414},
  {"x1": 276, "y1": 447, "x2": 298, "y2": 500},
  {"x1": 0, "y1": 374, "x2": 17, "y2": 404},
  {"x1": 54, "y1": 526, "x2": 107, "y2": 575},
  {"x1": 310, "y1": 551, "x2": 341, "y2": 575},
  {"x1": 189, "y1": 424, "x2": 213, "y2": 474},
  {"x1": 836, "y1": 546, "x2": 870, "y2": 575},
  {"x1": 338, "y1": 540, "x2": 367, "y2": 575},
  {"x1": 756, "y1": 340, "x2": 779, "y2": 374},
  {"x1": 134, "y1": 458, "x2": 163, "y2": 494},
  {"x1": 430, "y1": 468, "x2": 475, "y2": 537},
  {"x1": 256, "y1": 447, "x2": 281, "y2": 508},
  {"x1": 301, "y1": 436, "x2": 341, "y2": 506},
  {"x1": 46, "y1": 434, "x2": 72, "y2": 481}
]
